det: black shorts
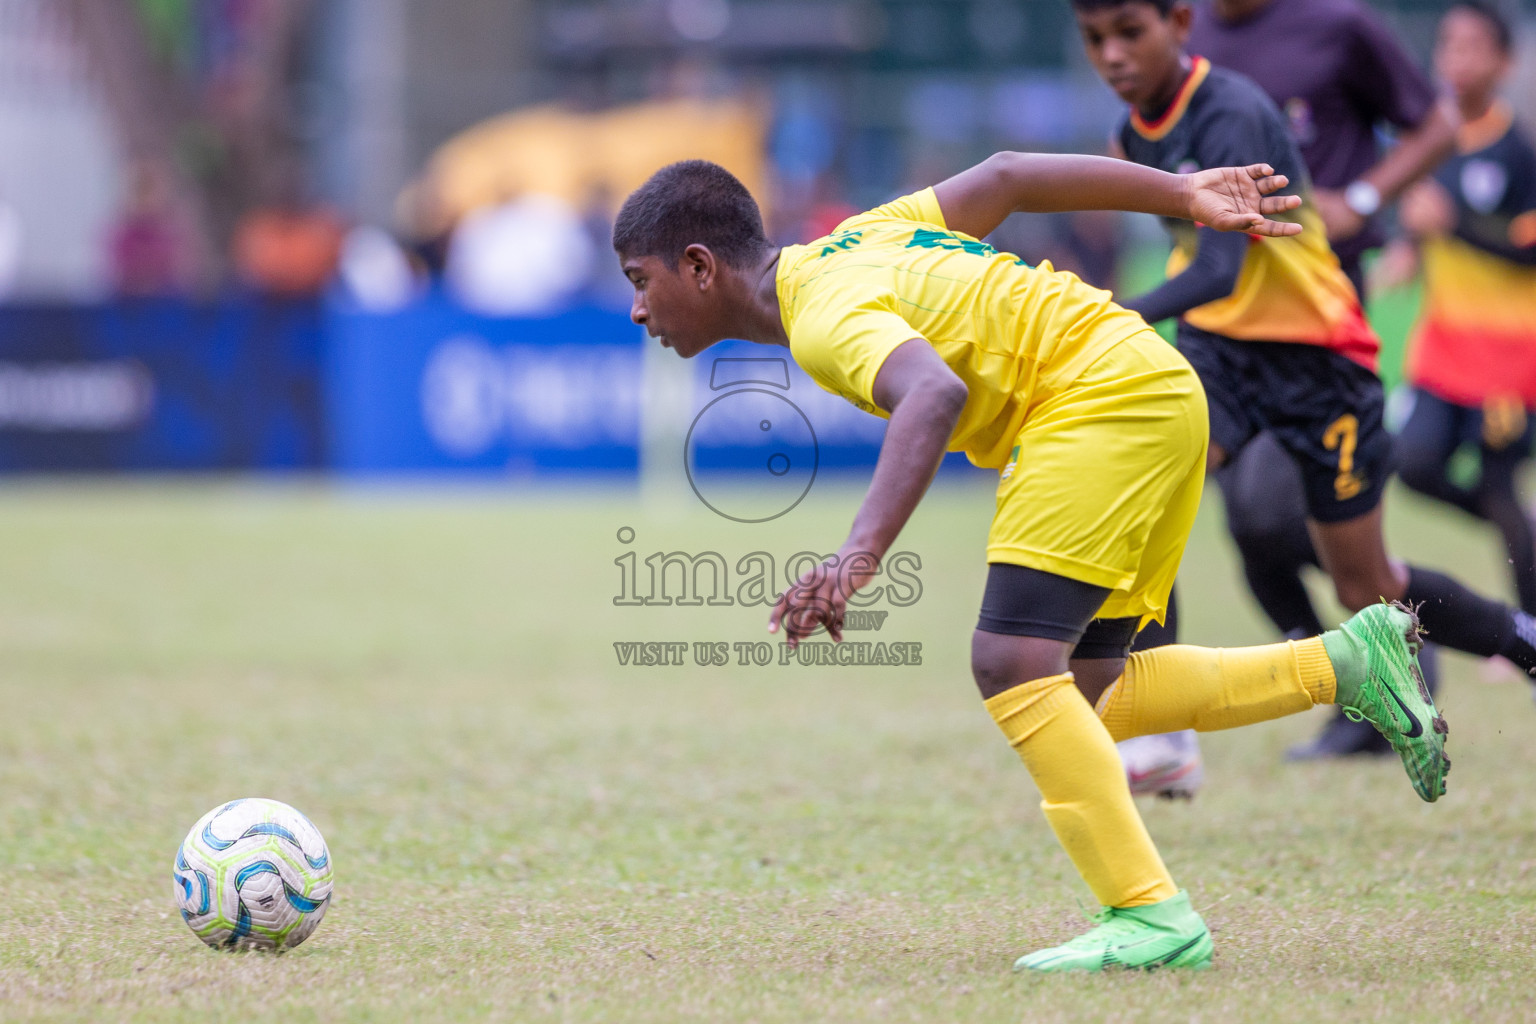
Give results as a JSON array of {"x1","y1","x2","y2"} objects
[
  {"x1": 976, "y1": 563, "x2": 1141, "y2": 661},
  {"x1": 1178, "y1": 325, "x2": 1389, "y2": 523}
]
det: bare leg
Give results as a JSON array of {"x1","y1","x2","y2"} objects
[
  {"x1": 970, "y1": 629, "x2": 1124, "y2": 704},
  {"x1": 1310, "y1": 503, "x2": 1536, "y2": 671}
]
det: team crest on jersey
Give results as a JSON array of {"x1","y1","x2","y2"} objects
[
  {"x1": 1284, "y1": 98, "x2": 1316, "y2": 146},
  {"x1": 1001, "y1": 444, "x2": 1021, "y2": 482},
  {"x1": 1461, "y1": 160, "x2": 1509, "y2": 214}
]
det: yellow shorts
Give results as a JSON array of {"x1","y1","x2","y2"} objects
[{"x1": 987, "y1": 329, "x2": 1208, "y2": 626}]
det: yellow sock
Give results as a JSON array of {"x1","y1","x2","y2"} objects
[
  {"x1": 985, "y1": 673, "x2": 1177, "y2": 909},
  {"x1": 1096, "y1": 637, "x2": 1336, "y2": 743}
]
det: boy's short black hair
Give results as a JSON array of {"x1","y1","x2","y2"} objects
[
  {"x1": 1448, "y1": 0, "x2": 1515, "y2": 54},
  {"x1": 613, "y1": 160, "x2": 771, "y2": 270},
  {"x1": 1070, "y1": 0, "x2": 1179, "y2": 15}
]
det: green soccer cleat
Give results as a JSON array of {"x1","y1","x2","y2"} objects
[
  {"x1": 1013, "y1": 890, "x2": 1213, "y2": 973},
  {"x1": 1335, "y1": 602, "x2": 1450, "y2": 802}
]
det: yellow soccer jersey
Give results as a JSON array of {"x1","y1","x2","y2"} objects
[{"x1": 777, "y1": 188, "x2": 1150, "y2": 469}]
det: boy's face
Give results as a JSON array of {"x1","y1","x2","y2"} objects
[
  {"x1": 1435, "y1": 8, "x2": 1509, "y2": 103},
  {"x1": 1075, "y1": 2, "x2": 1192, "y2": 110},
  {"x1": 620, "y1": 251, "x2": 720, "y2": 359}
]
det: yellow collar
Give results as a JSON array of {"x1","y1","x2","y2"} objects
[
  {"x1": 1131, "y1": 57, "x2": 1211, "y2": 142},
  {"x1": 1457, "y1": 100, "x2": 1513, "y2": 155}
]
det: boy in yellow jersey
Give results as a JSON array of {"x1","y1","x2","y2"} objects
[{"x1": 612, "y1": 154, "x2": 1445, "y2": 972}]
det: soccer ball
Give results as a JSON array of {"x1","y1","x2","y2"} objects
[{"x1": 172, "y1": 798, "x2": 334, "y2": 950}]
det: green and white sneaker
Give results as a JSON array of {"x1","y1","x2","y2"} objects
[
  {"x1": 1014, "y1": 890, "x2": 1212, "y2": 973},
  {"x1": 1332, "y1": 602, "x2": 1450, "y2": 802}
]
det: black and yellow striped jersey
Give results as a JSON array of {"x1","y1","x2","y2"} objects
[{"x1": 1118, "y1": 57, "x2": 1379, "y2": 369}]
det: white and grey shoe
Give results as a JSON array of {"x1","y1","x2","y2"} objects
[{"x1": 1118, "y1": 730, "x2": 1204, "y2": 800}]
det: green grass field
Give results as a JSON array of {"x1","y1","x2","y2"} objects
[{"x1": 3, "y1": 477, "x2": 1536, "y2": 1022}]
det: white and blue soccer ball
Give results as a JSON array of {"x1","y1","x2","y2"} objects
[{"x1": 173, "y1": 798, "x2": 334, "y2": 950}]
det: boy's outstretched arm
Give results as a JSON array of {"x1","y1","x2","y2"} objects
[
  {"x1": 769, "y1": 338, "x2": 965, "y2": 647},
  {"x1": 933, "y1": 152, "x2": 1301, "y2": 241}
]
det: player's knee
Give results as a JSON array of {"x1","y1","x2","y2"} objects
[
  {"x1": 1226, "y1": 512, "x2": 1288, "y2": 559},
  {"x1": 1218, "y1": 456, "x2": 1312, "y2": 560},
  {"x1": 970, "y1": 647, "x2": 1020, "y2": 699},
  {"x1": 1226, "y1": 507, "x2": 1313, "y2": 574},
  {"x1": 970, "y1": 633, "x2": 1068, "y2": 700}
]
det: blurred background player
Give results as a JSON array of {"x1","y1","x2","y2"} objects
[
  {"x1": 1120, "y1": 0, "x2": 1462, "y2": 779},
  {"x1": 1391, "y1": 2, "x2": 1536, "y2": 619},
  {"x1": 1073, "y1": 0, "x2": 1536, "y2": 727}
]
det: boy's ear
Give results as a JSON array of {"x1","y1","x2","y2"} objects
[
  {"x1": 1170, "y1": 2, "x2": 1194, "y2": 38},
  {"x1": 682, "y1": 244, "x2": 717, "y2": 290}
]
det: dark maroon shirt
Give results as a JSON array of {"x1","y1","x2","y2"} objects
[{"x1": 1189, "y1": 0, "x2": 1437, "y2": 263}]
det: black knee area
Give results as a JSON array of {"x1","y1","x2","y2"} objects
[
  {"x1": 1213, "y1": 437, "x2": 1325, "y2": 635},
  {"x1": 1394, "y1": 442, "x2": 1446, "y2": 497},
  {"x1": 1216, "y1": 436, "x2": 1317, "y2": 571},
  {"x1": 973, "y1": 565, "x2": 1113, "y2": 697}
]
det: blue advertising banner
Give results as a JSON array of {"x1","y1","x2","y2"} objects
[
  {"x1": 322, "y1": 303, "x2": 917, "y2": 483},
  {"x1": 0, "y1": 300, "x2": 325, "y2": 471},
  {"x1": 325, "y1": 299, "x2": 643, "y2": 475},
  {"x1": 0, "y1": 297, "x2": 983, "y2": 481}
]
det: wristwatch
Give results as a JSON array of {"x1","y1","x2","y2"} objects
[{"x1": 1344, "y1": 180, "x2": 1382, "y2": 218}]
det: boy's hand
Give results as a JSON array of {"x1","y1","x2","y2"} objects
[
  {"x1": 1183, "y1": 164, "x2": 1302, "y2": 237},
  {"x1": 768, "y1": 548, "x2": 880, "y2": 649},
  {"x1": 1311, "y1": 188, "x2": 1366, "y2": 242},
  {"x1": 1398, "y1": 179, "x2": 1455, "y2": 239}
]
